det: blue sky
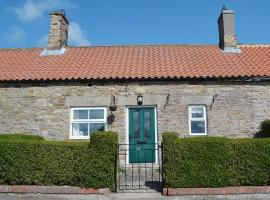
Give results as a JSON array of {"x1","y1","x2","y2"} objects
[{"x1": 0, "y1": 0, "x2": 269, "y2": 48}]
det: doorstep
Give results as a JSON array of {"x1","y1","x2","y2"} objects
[
  {"x1": 163, "y1": 186, "x2": 270, "y2": 196},
  {"x1": 0, "y1": 185, "x2": 110, "y2": 195}
]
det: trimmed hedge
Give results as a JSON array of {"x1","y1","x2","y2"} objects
[
  {"x1": 0, "y1": 134, "x2": 44, "y2": 141},
  {"x1": 77, "y1": 131, "x2": 118, "y2": 189},
  {"x1": 259, "y1": 119, "x2": 270, "y2": 137},
  {"x1": 0, "y1": 131, "x2": 117, "y2": 189},
  {"x1": 163, "y1": 132, "x2": 270, "y2": 188}
]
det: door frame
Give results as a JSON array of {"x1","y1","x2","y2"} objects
[{"x1": 125, "y1": 105, "x2": 158, "y2": 165}]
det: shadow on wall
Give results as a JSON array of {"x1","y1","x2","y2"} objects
[{"x1": 107, "y1": 114, "x2": 115, "y2": 125}]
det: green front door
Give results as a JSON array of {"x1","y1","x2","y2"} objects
[{"x1": 129, "y1": 107, "x2": 156, "y2": 163}]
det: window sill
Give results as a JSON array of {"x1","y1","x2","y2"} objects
[
  {"x1": 189, "y1": 133, "x2": 208, "y2": 136},
  {"x1": 69, "y1": 136, "x2": 90, "y2": 140}
]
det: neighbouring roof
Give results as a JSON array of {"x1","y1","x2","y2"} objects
[{"x1": 0, "y1": 44, "x2": 270, "y2": 81}]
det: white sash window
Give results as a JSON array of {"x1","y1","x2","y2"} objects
[
  {"x1": 70, "y1": 107, "x2": 107, "y2": 139},
  {"x1": 188, "y1": 105, "x2": 207, "y2": 135}
]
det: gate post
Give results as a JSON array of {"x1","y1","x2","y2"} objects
[
  {"x1": 114, "y1": 144, "x2": 119, "y2": 193},
  {"x1": 161, "y1": 142, "x2": 165, "y2": 189}
]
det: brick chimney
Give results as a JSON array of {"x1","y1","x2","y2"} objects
[
  {"x1": 47, "y1": 10, "x2": 69, "y2": 50},
  {"x1": 218, "y1": 6, "x2": 238, "y2": 51}
]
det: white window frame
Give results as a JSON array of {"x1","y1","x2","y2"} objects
[
  {"x1": 188, "y1": 105, "x2": 207, "y2": 135},
  {"x1": 70, "y1": 107, "x2": 107, "y2": 139}
]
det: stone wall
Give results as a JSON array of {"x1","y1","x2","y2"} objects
[{"x1": 0, "y1": 80, "x2": 269, "y2": 142}]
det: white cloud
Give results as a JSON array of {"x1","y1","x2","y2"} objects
[
  {"x1": 8, "y1": 26, "x2": 26, "y2": 43},
  {"x1": 36, "y1": 35, "x2": 48, "y2": 47},
  {"x1": 68, "y1": 22, "x2": 90, "y2": 46},
  {"x1": 9, "y1": 0, "x2": 76, "y2": 22}
]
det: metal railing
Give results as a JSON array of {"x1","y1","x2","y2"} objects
[{"x1": 115, "y1": 143, "x2": 163, "y2": 192}]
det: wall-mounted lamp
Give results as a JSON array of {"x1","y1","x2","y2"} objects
[{"x1": 137, "y1": 95, "x2": 143, "y2": 105}]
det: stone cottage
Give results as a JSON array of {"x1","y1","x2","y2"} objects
[{"x1": 0, "y1": 7, "x2": 270, "y2": 163}]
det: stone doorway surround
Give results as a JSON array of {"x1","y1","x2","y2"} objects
[{"x1": 125, "y1": 105, "x2": 158, "y2": 165}]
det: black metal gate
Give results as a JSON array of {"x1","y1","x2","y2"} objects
[{"x1": 115, "y1": 143, "x2": 163, "y2": 193}]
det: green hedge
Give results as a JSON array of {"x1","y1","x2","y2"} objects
[
  {"x1": 77, "y1": 131, "x2": 118, "y2": 189},
  {"x1": 259, "y1": 119, "x2": 270, "y2": 137},
  {"x1": 0, "y1": 131, "x2": 117, "y2": 189},
  {"x1": 0, "y1": 134, "x2": 44, "y2": 141},
  {"x1": 163, "y1": 132, "x2": 270, "y2": 188}
]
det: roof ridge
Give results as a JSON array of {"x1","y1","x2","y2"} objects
[
  {"x1": 238, "y1": 44, "x2": 270, "y2": 47},
  {"x1": 0, "y1": 47, "x2": 42, "y2": 51},
  {"x1": 0, "y1": 44, "x2": 218, "y2": 51},
  {"x1": 66, "y1": 44, "x2": 218, "y2": 48},
  {"x1": 1, "y1": 43, "x2": 270, "y2": 50}
]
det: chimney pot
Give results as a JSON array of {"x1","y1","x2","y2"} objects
[
  {"x1": 47, "y1": 10, "x2": 69, "y2": 50},
  {"x1": 218, "y1": 6, "x2": 238, "y2": 51}
]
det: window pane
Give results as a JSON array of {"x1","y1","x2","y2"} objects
[
  {"x1": 89, "y1": 123, "x2": 105, "y2": 134},
  {"x1": 191, "y1": 107, "x2": 204, "y2": 118},
  {"x1": 191, "y1": 121, "x2": 205, "y2": 134},
  {"x1": 89, "y1": 109, "x2": 104, "y2": 119},
  {"x1": 72, "y1": 123, "x2": 88, "y2": 136},
  {"x1": 74, "y1": 110, "x2": 88, "y2": 120},
  {"x1": 144, "y1": 111, "x2": 150, "y2": 139},
  {"x1": 133, "y1": 111, "x2": 139, "y2": 139}
]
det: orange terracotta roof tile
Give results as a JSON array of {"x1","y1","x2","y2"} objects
[{"x1": 0, "y1": 45, "x2": 270, "y2": 81}]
